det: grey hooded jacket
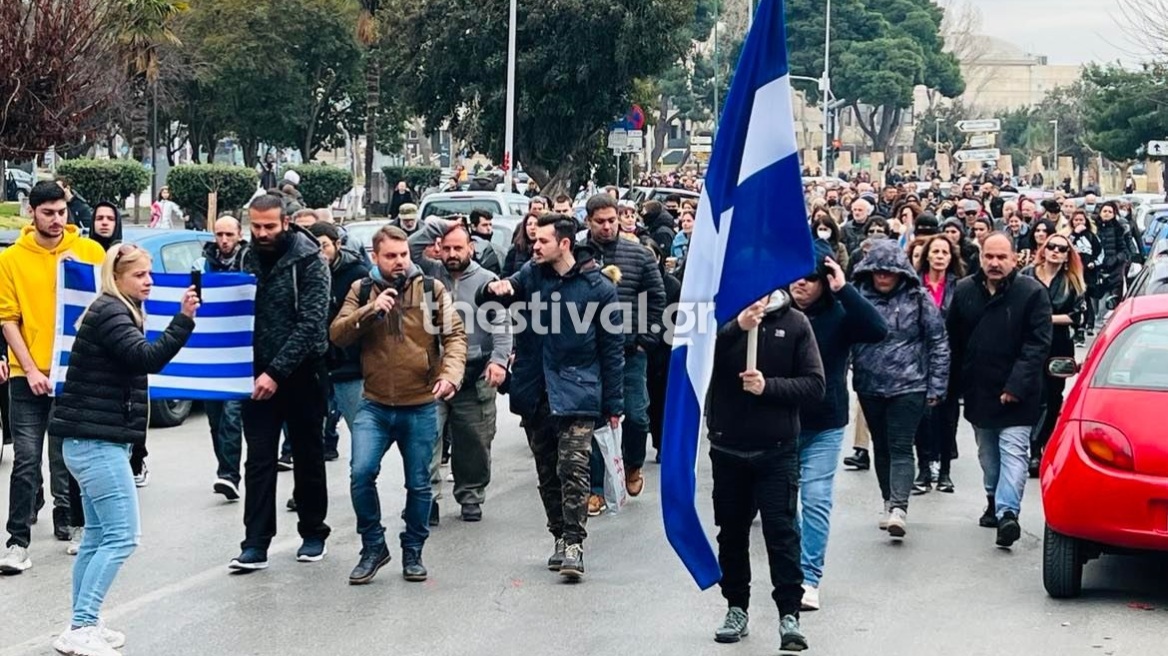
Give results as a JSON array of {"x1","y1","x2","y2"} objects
[{"x1": 850, "y1": 240, "x2": 950, "y2": 400}]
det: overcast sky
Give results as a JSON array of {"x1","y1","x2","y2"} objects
[{"x1": 948, "y1": 0, "x2": 1141, "y2": 65}]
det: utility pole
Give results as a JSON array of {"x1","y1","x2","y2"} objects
[
  {"x1": 503, "y1": 0, "x2": 518, "y2": 190},
  {"x1": 820, "y1": 0, "x2": 832, "y2": 174}
]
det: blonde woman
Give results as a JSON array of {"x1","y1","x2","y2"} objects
[{"x1": 49, "y1": 245, "x2": 198, "y2": 656}]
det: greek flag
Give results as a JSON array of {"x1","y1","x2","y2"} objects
[
  {"x1": 660, "y1": 0, "x2": 815, "y2": 589},
  {"x1": 51, "y1": 260, "x2": 257, "y2": 401}
]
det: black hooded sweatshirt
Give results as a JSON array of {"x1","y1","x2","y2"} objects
[{"x1": 89, "y1": 201, "x2": 124, "y2": 251}]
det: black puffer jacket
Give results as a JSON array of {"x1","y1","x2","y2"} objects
[
  {"x1": 49, "y1": 294, "x2": 194, "y2": 444},
  {"x1": 581, "y1": 235, "x2": 666, "y2": 351},
  {"x1": 643, "y1": 207, "x2": 677, "y2": 255},
  {"x1": 242, "y1": 224, "x2": 330, "y2": 382},
  {"x1": 326, "y1": 247, "x2": 370, "y2": 382}
]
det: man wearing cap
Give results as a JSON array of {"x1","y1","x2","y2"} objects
[
  {"x1": 789, "y1": 241, "x2": 887, "y2": 611},
  {"x1": 395, "y1": 204, "x2": 421, "y2": 236}
]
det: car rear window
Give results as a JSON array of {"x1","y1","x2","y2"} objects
[
  {"x1": 1093, "y1": 318, "x2": 1168, "y2": 389},
  {"x1": 424, "y1": 200, "x2": 502, "y2": 216}
]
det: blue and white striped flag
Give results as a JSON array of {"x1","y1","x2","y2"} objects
[
  {"x1": 51, "y1": 260, "x2": 258, "y2": 401},
  {"x1": 660, "y1": 0, "x2": 815, "y2": 589}
]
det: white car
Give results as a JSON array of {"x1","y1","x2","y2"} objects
[{"x1": 418, "y1": 191, "x2": 530, "y2": 219}]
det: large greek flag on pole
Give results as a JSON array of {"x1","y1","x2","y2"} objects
[
  {"x1": 50, "y1": 260, "x2": 257, "y2": 401},
  {"x1": 660, "y1": 0, "x2": 815, "y2": 589}
]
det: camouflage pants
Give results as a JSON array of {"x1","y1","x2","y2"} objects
[{"x1": 524, "y1": 407, "x2": 594, "y2": 545}]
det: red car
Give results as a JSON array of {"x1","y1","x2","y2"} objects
[{"x1": 1041, "y1": 295, "x2": 1168, "y2": 598}]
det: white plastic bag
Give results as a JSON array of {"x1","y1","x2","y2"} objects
[{"x1": 594, "y1": 424, "x2": 628, "y2": 513}]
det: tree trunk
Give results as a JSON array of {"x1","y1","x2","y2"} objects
[
  {"x1": 541, "y1": 162, "x2": 576, "y2": 199},
  {"x1": 364, "y1": 48, "x2": 380, "y2": 212},
  {"x1": 241, "y1": 137, "x2": 258, "y2": 169},
  {"x1": 651, "y1": 95, "x2": 672, "y2": 168}
]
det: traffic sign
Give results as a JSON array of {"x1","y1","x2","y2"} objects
[
  {"x1": 968, "y1": 134, "x2": 994, "y2": 148},
  {"x1": 957, "y1": 119, "x2": 1001, "y2": 133},
  {"x1": 626, "y1": 105, "x2": 646, "y2": 131},
  {"x1": 691, "y1": 135, "x2": 712, "y2": 146},
  {"x1": 1148, "y1": 141, "x2": 1168, "y2": 157},
  {"x1": 622, "y1": 130, "x2": 643, "y2": 153},
  {"x1": 608, "y1": 129, "x2": 627, "y2": 151},
  {"x1": 953, "y1": 148, "x2": 1001, "y2": 163}
]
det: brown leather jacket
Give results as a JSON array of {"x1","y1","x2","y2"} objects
[{"x1": 330, "y1": 267, "x2": 467, "y2": 406}]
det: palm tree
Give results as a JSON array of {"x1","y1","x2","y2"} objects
[{"x1": 358, "y1": 0, "x2": 380, "y2": 214}]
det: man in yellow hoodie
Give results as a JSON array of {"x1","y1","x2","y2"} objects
[{"x1": 0, "y1": 181, "x2": 106, "y2": 574}]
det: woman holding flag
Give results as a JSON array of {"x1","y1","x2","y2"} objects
[{"x1": 48, "y1": 244, "x2": 199, "y2": 656}]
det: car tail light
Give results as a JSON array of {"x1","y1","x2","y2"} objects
[{"x1": 1079, "y1": 421, "x2": 1135, "y2": 471}]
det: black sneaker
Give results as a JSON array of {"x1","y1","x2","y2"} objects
[
  {"x1": 286, "y1": 497, "x2": 297, "y2": 512},
  {"x1": 714, "y1": 607, "x2": 749, "y2": 643},
  {"x1": 559, "y1": 543, "x2": 584, "y2": 580},
  {"x1": 912, "y1": 469, "x2": 932, "y2": 495},
  {"x1": 460, "y1": 503, "x2": 482, "y2": 522},
  {"x1": 349, "y1": 543, "x2": 391, "y2": 585},
  {"x1": 843, "y1": 448, "x2": 870, "y2": 470},
  {"x1": 54, "y1": 524, "x2": 71, "y2": 542},
  {"x1": 1029, "y1": 455, "x2": 1041, "y2": 478},
  {"x1": 297, "y1": 537, "x2": 327, "y2": 563},
  {"x1": 979, "y1": 496, "x2": 998, "y2": 528},
  {"x1": 429, "y1": 500, "x2": 440, "y2": 527},
  {"x1": 323, "y1": 448, "x2": 340, "y2": 462},
  {"x1": 779, "y1": 614, "x2": 809, "y2": 652},
  {"x1": 277, "y1": 454, "x2": 293, "y2": 472},
  {"x1": 213, "y1": 478, "x2": 240, "y2": 501},
  {"x1": 547, "y1": 538, "x2": 567, "y2": 571},
  {"x1": 228, "y1": 547, "x2": 269, "y2": 573},
  {"x1": 935, "y1": 474, "x2": 955, "y2": 493},
  {"x1": 996, "y1": 511, "x2": 1021, "y2": 548},
  {"x1": 402, "y1": 548, "x2": 428, "y2": 582}
]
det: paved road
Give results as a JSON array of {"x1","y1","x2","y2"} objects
[{"x1": 0, "y1": 397, "x2": 1165, "y2": 656}]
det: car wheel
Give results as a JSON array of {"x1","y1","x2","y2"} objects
[
  {"x1": 150, "y1": 399, "x2": 193, "y2": 428},
  {"x1": 1043, "y1": 523, "x2": 1084, "y2": 599}
]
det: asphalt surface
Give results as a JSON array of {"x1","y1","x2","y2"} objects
[{"x1": 0, "y1": 393, "x2": 1166, "y2": 656}]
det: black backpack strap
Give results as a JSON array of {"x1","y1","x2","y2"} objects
[{"x1": 357, "y1": 277, "x2": 376, "y2": 306}]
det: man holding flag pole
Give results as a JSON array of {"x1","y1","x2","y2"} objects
[{"x1": 659, "y1": 0, "x2": 821, "y2": 650}]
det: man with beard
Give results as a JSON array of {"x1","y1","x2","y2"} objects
[
  {"x1": 229, "y1": 193, "x2": 332, "y2": 572},
  {"x1": 0, "y1": 182, "x2": 105, "y2": 573},
  {"x1": 468, "y1": 209, "x2": 504, "y2": 275}
]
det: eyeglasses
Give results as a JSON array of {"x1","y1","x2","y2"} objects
[{"x1": 1046, "y1": 244, "x2": 1070, "y2": 253}]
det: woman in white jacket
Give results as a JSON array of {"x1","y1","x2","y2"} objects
[{"x1": 149, "y1": 186, "x2": 183, "y2": 229}]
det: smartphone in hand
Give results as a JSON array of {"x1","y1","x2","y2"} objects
[{"x1": 191, "y1": 270, "x2": 202, "y2": 301}]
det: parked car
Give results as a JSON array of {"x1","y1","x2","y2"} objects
[
  {"x1": 3, "y1": 167, "x2": 33, "y2": 201},
  {"x1": 622, "y1": 187, "x2": 700, "y2": 205},
  {"x1": 418, "y1": 191, "x2": 529, "y2": 220},
  {"x1": 1041, "y1": 295, "x2": 1168, "y2": 598},
  {"x1": 341, "y1": 219, "x2": 395, "y2": 256},
  {"x1": 1139, "y1": 204, "x2": 1168, "y2": 256}
]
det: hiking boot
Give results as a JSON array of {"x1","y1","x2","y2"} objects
[
  {"x1": 996, "y1": 511, "x2": 1022, "y2": 548},
  {"x1": 843, "y1": 448, "x2": 870, "y2": 470},
  {"x1": 886, "y1": 508, "x2": 907, "y2": 539},
  {"x1": 228, "y1": 547, "x2": 269, "y2": 573},
  {"x1": 979, "y1": 496, "x2": 998, "y2": 528},
  {"x1": 935, "y1": 473, "x2": 955, "y2": 493},
  {"x1": 0, "y1": 544, "x2": 31, "y2": 574},
  {"x1": 348, "y1": 543, "x2": 391, "y2": 585},
  {"x1": 912, "y1": 469, "x2": 932, "y2": 495},
  {"x1": 714, "y1": 607, "x2": 749, "y2": 643},
  {"x1": 460, "y1": 503, "x2": 482, "y2": 522},
  {"x1": 559, "y1": 543, "x2": 584, "y2": 580},
  {"x1": 779, "y1": 614, "x2": 809, "y2": 652},
  {"x1": 296, "y1": 537, "x2": 327, "y2": 563},
  {"x1": 402, "y1": 548, "x2": 428, "y2": 582},
  {"x1": 587, "y1": 494, "x2": 606, "y2": 517},
  {"x1": 547, "y1": 538, "x2": 567, "y2": 571},
  {"x1": 213, "y1": 478, "x2": 240, "y2": 502},
  {"x1": 626, "y1": 468, "x2": 645, "y2": 497}
]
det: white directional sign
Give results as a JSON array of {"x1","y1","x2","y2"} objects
[
  {"x1": 623, "y1": 130, "x2": 644, "y2": 153},
  {"x1": 968, "y1": 134, "x2": 994, "y2": 148},
  {"x1": 690, "y1": 134, "x2": 713, "y2": 153},
  {"x1": 1148, "y1": 141, "x2": 1168, "y2": 157},
  {"x1": 953, "y1": 148, "x2": 1001, "y2": 163},
  {"x1": 957, "y1": 119, "x2": 1002, "y2": 133},
  {"x1": 607, "y1": 129, "x2": 627, "y2": 151}
]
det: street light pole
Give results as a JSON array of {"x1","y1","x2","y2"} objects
[
  {"x1": 713, "y1": 0, "x2": 720, "y2": 139},
  {"x1": 503, "y1": 0, "x2": 517, "y2": 191},
  {"x1": 1050, "y1": 119, "x2": 1059, "y2": 184},
  {"x1": 821, "y1": 0, "x2": 832, "y2": 174}
]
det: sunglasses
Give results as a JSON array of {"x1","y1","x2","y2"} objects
[
  {"x1": 1046, "y1": 243, "x2": 1070, "y2": 253},
  {"x1": 867, "y1": 228, "x2": 886, "y2": 235},
  {"x1": 802, "y1": 274, "x2": 822, "y2": 284}
]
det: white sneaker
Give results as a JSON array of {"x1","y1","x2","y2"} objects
[
  {"x1": 887, "y1": 508, "x2": 908, "y2": 538},
  {"x1": 52, "y1": 625, "x2": 121, "y2": 656},
  {"x1": 801, "y1": 584, "x2": 820, "y2": 611},
  {"x1": 67, "y1": 528, "x2": 83, "y2": 556},
  {"x1": 96, "y1": 620, "x2": 126, "y2": 649},
  {"x1": 444, "y1": 472, "x2": 454, "y2": 482},
  {"x1": 0, "y1": 544, "x2": 31, "y2": 573},
  {"x1": 877, "y1": 501, "x2": 892, "y2": 531},
  {"x1": 133, "y1": 465, "x2": 149, "y2": 488}
]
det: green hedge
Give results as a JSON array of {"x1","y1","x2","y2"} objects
[
  {"x1": 382, "y1": 166, "x2": 441, "y2": 194},
  {"x1": 287, "y1": 164, "x2": 353, "y2": 208},
  {"x1": 166, "y1": 165, "x2": 258, "y2": 217},
  {"x1": 56, "y1": 159, "x2": 150, "y2": 204}
]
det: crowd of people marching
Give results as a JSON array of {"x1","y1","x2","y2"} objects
[{"x1": 0, "y1": 165, "x2": 1146, "y2": 655}]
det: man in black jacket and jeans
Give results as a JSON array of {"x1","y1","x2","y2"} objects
[
  {"x1": 229, "y1": 193, "x2": 332, "y2": 572},
  {"x1": 947, "y1": 233, "x2": 1052, "y2": 549},
  {"x1": 706, "y1": 291, "x2": 825, "y2": 652}
]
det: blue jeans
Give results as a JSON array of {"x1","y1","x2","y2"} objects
[
  {"x1": 974, "y1": 425, "x2": 1030, "y2": 518},
  {"x1": 62, "y1": 439, "x2": 140, "y2": 628},
  {"x1": 589, "y1": 349, "x2": 649, "y2": 492},
  {"x1": 796, "y1": 427, "x2": 845, "y2": 588},
  {"x1": 205, "y1": 400, "x2": 243, "y2": 484},
  {"x1": 324, "y1": 380, "x2": 364, "y2": 451},
  {"x1": 350, "y1": 400, "x2": 438, "y2": 551}
]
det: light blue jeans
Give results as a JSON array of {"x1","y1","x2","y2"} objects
[
  {"x1": 796, "y1": 427, "x2": 845, "y2": 588},
  {"x1": 974, "y1": 426, "x2": 1031, "y2": 518},
  {"x1": 62, "y1": 439, "x2": 140, "y2": 628}
]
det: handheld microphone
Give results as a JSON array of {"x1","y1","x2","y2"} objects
[{"x1": 375, "y1": 274, "x2": 408, "y2": 319}]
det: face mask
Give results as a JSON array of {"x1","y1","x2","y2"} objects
[
  {"x1": 816, "y1": 228, "x2": 832, "y2": 240},
  {"x1": 1120, "y1": 210, "x2": 1130, "y2": 217},
  {"x1": 827, "y1": 199, "x2": 838, "y2": 207}
]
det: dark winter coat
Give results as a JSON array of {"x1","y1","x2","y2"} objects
[
  {"x1": 389, "y1": 189, "x2": 415, "y2": 218},
  {"x1": 707, "y1": 303, "x2": 825, "y2": 450},
  {"x1": 325, "y1": 247, "x2": 371, "y2": 382},
  {"x1": 579, "y1": 235, "x2": 666, "y2": 352},
  {"x1": 502, "y1": 244, "x2": 532, "y2": 277},
  {"x1": 67, "y1": 194, "x2": 93, "y2": 231},
  {"x1": 1068, "y1": 230, "x2": 1103, "y2": 287},
  {"x1": 1020, "y1": 265, "x2": 1083, "y2": 359},
  {"x1": 850, "y1": 241, "x2": 951, "y2": 401},
  {"x1": 1096, "y1": 217, "x2": 1136, "y2": 281},
  {"x1": 477, "y1": 249, "x2": 625, "y2": 419},
  {"x1": 796, "y1": 283, "x2": 889, "y2": 432},
  {"x1": 946, "y1": 269, "x2": 1053, "y2": 428},
  {"x1": 200, "y1": 240, "x2": 249, "y2": 273},
  {"x1": 241, "y1": 224, "x2": 330, "y2": 382},
  {"x1": 49, "y1": 294, "x2": 193, "y2": 444},
  {"x1": 840, "y1": 219, "x2": 868, "y2": 254},
  {"x1": 643, "y1": 207, "x2": 677, "y2": 255}
]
